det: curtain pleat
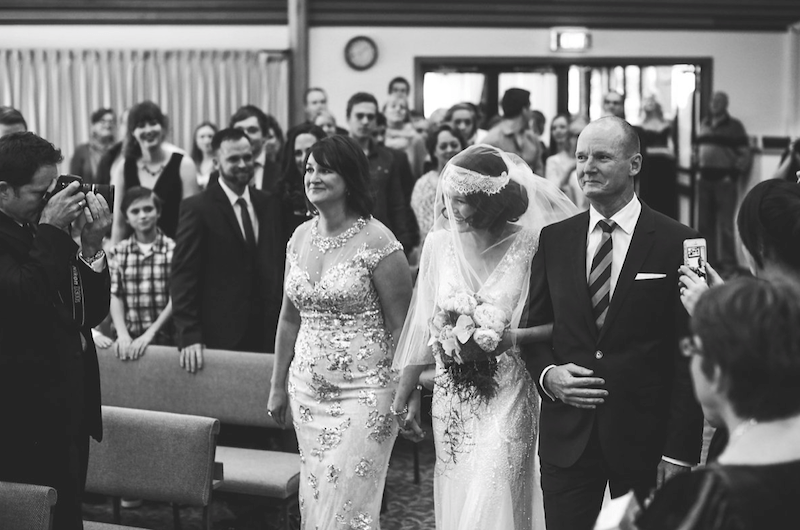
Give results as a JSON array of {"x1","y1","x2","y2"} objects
[{"x1": 0, "y1": 48, "x2": 288, "y2": 171}]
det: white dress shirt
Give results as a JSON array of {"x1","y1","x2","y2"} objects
[
  {"x1": 218, "y1": 178, "x2": 259, "y2": 243},
  {"x1": 251, "y1": 150, "x2": 266, "y2": 190}
]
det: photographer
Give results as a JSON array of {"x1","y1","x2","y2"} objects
[
  {"x1": 772, "y1": 136, "x2": 800, "y2": 183},
  {"x1": 0, "y1": 132, "x2": 112, "y2": 530}
]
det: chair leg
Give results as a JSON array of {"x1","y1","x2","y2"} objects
[
  {"x1": 413, "y1": 442, "x2": 421, "y2": 484},
  {"x1": 112, "y1": 497, "x2": 121, "y2": 524},
  {"x1": 172, "y1": 503, "x2": 182, "y2": 530}
]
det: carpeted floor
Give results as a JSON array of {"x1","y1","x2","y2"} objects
[{"x1": 82, "y1": 435, "x2": 436, "y2": 530}]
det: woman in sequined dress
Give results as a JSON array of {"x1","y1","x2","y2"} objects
[
  {"x1": 392, "y1": 145, "x2": 577, "y2": 530},
  {"x1": 267, "y1": 135, "x2": 413, "y2": 529}
]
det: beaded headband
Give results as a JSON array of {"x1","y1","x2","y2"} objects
[{"x1": 441, "y1": 164, "x2": 510, "y2": 196}]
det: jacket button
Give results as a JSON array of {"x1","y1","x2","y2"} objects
[{"x1": 595, "y1": 350, "x2": 603, "y2": 359}]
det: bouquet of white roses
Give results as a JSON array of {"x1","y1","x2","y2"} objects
[{"x1": 428, "y1": 289, "x2": 510, "y2": 401}]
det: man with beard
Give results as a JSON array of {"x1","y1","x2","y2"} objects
[{"x1": 171, "y1": 128, "x2": 283, "y2": 373}]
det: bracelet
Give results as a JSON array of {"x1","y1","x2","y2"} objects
[{"x1": 390, "y1": 403, "x2": 408, "y2": 417}]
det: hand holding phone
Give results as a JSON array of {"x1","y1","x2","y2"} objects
[{"x1": 683, "y1": 238, "x2": 707, "y2": 284}]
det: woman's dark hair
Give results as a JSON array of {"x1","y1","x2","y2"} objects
[
  {"x1": 280, "y1": 123, "x2": 327, "y2": 213},
  {"x1": 548, "y1": 112, "x2": 573, "y2": 157},
  {"x1": 449, "y1": 147, "x2": 528, "y2": 232},
  {"x1": 737, "y1": 179, "x2": 800, "y2": 270},
  {"x1": 444, "y1": 103, "x2": 478, "y2": 139},
  {"x1": 692, "y1": 277, "x2": 800, "y2": 421},
  {"x1": 305, "y1": 135, "x2": 375, "y2": 217},
  {"x1": 125, "y1": 101, "x2": 168, "y2": 159},
  {"x1": 190, "y1": 121, "x2": 218, "y2": 167},
  {"x1": 426, "y1": 124, "x2": 466, "y2": 167},
  {"x1": 121, "y1": 186, "x2": 163, "y2": 215}
]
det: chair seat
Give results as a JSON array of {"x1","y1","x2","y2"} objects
[
  {"x1": 215, "y1": 446, "x2": 300, "y2": 499},
  {"x1": 84, "y1": 521, "x2": 148, "y2": 530}
]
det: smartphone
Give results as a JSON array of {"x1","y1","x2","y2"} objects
[{"x1": 683, "y1": 238, "x2": 707, "y2": 282}]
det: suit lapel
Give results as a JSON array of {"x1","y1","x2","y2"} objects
[
  {"x1": 598, "y1": 203, "x2": 656, "y2": 342},
  {"x1": 209, "y1": 183, "x2": 246, "y2": 246},
  {"x1": 0, "y1": 211, "x2": 34, "y2": 255},
  {"x1": 567, "y1": 212, "x2": 597, "y2": 336}
]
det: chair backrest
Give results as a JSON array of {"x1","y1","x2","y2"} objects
[
  {"x1": 85, "y1": 406, "x2": 220, "y2": 505},
  {"x1": 0, "y1": 481, "x2": 57, "y2": 530},
  {"x1": 98, "y1": 345, "x2": 280, "y2": 428}
]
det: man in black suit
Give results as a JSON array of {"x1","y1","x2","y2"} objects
[
  {"x1": 525, "y1": 117, "x2": 704, "y2": 530},
  {"x1": 346, "y1": 91, "x2": 417, "y2": 251},
  {"x1": 171, "y1": 128, "x2": 283, "y2": 373},
  {"x1": 0, "y1": 132, "x2": 112, "y2": 529}
]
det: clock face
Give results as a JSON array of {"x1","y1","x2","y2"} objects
[{"x1": 345, "y1": 36, "x2": 378, "y2": 71}]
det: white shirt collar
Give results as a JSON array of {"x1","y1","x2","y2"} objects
[
  {"x1": 218, "y1": 177, "x2": 252, "y2": 207},
  {"x1": 588, "y1": 194, "x2": 641, "y2": 235},
  {"x1": 255, "y1": 150, "x2": 266, "y2": 167}
]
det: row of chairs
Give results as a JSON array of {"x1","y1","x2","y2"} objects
[{"x1": 1, "y1": 346, "x2": 301, "y2": 530}]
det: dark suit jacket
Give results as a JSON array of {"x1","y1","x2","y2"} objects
[
  {"x1": 0, "y1": 213, "x2": 109, "y2": 475},
  {"x1": 171, "y1": 183, "x2": 284, "y2": 351},
  {"x1": 525, "y1": 202, "x2": 703, "y2": 476},
  {"x1": 367, "y1": 142, "x2": 417, "y2": 251}
]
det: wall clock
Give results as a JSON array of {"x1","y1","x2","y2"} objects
[{"x1": 344, "y1": 36, "x2": 378, "y2": 71}]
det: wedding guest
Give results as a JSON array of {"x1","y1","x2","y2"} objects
[
  {"x1": 483, "y1": 88, "x2": 544, "y2": 174},
  {"x1": 190, "y1": 121, "x2": 218, "y2": 189},
  {"x1": 70, "y1": 108, "x2": 116, "y2": 184},
  {"x1": 313, "y1": 110, "x2": 339, "y2": 138},
  {"x1": 0, "y1": 106, "x2": 27, "y2": 137},
  {"x1": 444, "y1": 102, "x2": 482, "y2": 146},
  {"x1": 639, "y1": 96, "x2": 678, "y2": 219},
  {"x1": 267, "y1": 135, "x2": 412, "y2": 529},
  {"x1": 410, "y1": 124, "x2": 465, "y2": 244},
  {"x1": 544, "y1": 113, "x2": 587, "y2": 208},
  {"x1": 636, "y1": 278, "x2": 800, "y2": 530},
  {"x1": 279, "y1": 123, "x2": 327, "y2": 241},
  {"x1": 388, "y1": 76, "x2": 411, "y2": 99},
  {"x1": 678, "y1": 179, "x2": 800, "y2": 462},
  {"x1": 110, "y1": 101, "x2": 199, "y2": 242},
  {"x1": 109, "y1": 187, "x2": 175, "y2": 361},
  {"x1": 384, "y1": 94, "x2": 426, "y2": 178}
]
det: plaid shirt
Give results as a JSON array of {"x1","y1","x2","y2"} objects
[{"x1": 110, "y1": 230, "x2": 175, "y2": 344}]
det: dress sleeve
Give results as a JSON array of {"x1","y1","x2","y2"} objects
[{"x1": 365, "y1": 240, "x2": 403, "y2": 273}]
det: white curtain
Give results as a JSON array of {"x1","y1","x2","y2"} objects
[{"x1": 0, "y1": 49, "x2": 288, "y2": 170}]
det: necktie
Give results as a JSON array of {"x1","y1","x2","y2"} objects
[
  {"x1": 589, "y1": 219, "x2": 617, "y2": 330},
  {"x1": 236, "y1": 198, "x2": 257, "y2": 251}
]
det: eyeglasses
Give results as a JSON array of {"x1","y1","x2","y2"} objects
[{"x1": 679, "y1": 336, "x2": 702, "y2": 358}]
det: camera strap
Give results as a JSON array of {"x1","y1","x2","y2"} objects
[{"x1": 68, "y1": 262, "x2": 86, "y2": 328}]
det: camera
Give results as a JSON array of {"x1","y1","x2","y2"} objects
[{"x1": 47, "y1": 174, "x2": 114, "y2": 212}]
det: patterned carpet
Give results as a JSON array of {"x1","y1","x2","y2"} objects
[{"x1": 82, "y1": 435, "x2": 437, "y2": 530}]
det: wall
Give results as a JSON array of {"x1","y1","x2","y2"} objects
[{"x1": 309, "y1": 27, "x2": 790, "y2": 138}]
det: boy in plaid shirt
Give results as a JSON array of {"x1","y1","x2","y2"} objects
[{"x1": 109, "y1": 187, "x2": 175, "y2": 360}]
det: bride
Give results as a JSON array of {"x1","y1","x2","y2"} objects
[{"x1": 392, "y1": 144, "x2": 576, "y2": 529}]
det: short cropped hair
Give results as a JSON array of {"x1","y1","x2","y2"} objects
[
  {"x1": 229, "y1": 105, "x2": 284, "y2": 146},
  {"x1": 211, "y1": 128, "x2": 251, "y2": 152},
  {"x1": 0, "y1": 106, "x2": 27, "y2": 131},
  {"x1": 346, "y1": 92, "x2": 379, "y2": 119},
  {"x1": 693, "y1": 278, "x2": 800, "y2": 422},
  {"x1": 0, "y1": 132, "x2": 62, "y2": 188},
  {"x1": 121, "y1": 186, "x2": 163, "y2": 215},
  {"x1": 388, "y1": 76, "x2": 410, "y2": 94},
  {"x1": 305, "y1": 135, "x2": 374, "y2": 217},
  {"x1": 91, "y1": 108, "x2": 114, "y2": 124}
]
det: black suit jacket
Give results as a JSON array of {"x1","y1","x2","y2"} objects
[
  {"x1": 0, "y1": 213, "x2": 109, "y2": 466},
  {"x1": 367, "y1": 143, "x2": 418, "y2": 251},
  {"x1": 171, "y1": 183, "x2": 283, "y2": 351},
  {"x1": 525, "y1": 202, "x2": 703, "y2": 475}
]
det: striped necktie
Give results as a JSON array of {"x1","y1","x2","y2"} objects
[{"x1": 589, "y1": 219, "x2": 617, "y2": 330}]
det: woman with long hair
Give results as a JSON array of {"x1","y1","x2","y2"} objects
[
  {"x1": 278, "y1": 123, "x2": 327, "y2": 241},
  {"x1": 190, "y1": 121, "x2": 218, "y2": 189},
  {"x1": 110, "y1": 101, "x2": 198, "y2": 242}
]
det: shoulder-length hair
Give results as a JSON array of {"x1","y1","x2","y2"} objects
[{"x1": 305, "y1": 135, "x2": 375, "y2": 218}]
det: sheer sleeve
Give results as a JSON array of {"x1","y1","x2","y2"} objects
[{"x1": 392, "y1": 230, "x2": 442, "y2": 369}]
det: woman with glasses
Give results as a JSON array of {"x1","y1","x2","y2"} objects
[{"x1": 636, "y1": 277, "x2": 800, "y2": 530}]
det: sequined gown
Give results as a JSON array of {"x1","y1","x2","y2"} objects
[
  {"x1": 285, "y1": 217, "x2": 401, "y2": 530},
  {"x1": 430, "y1": 228, "x2": 543, "y2": 530}
]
